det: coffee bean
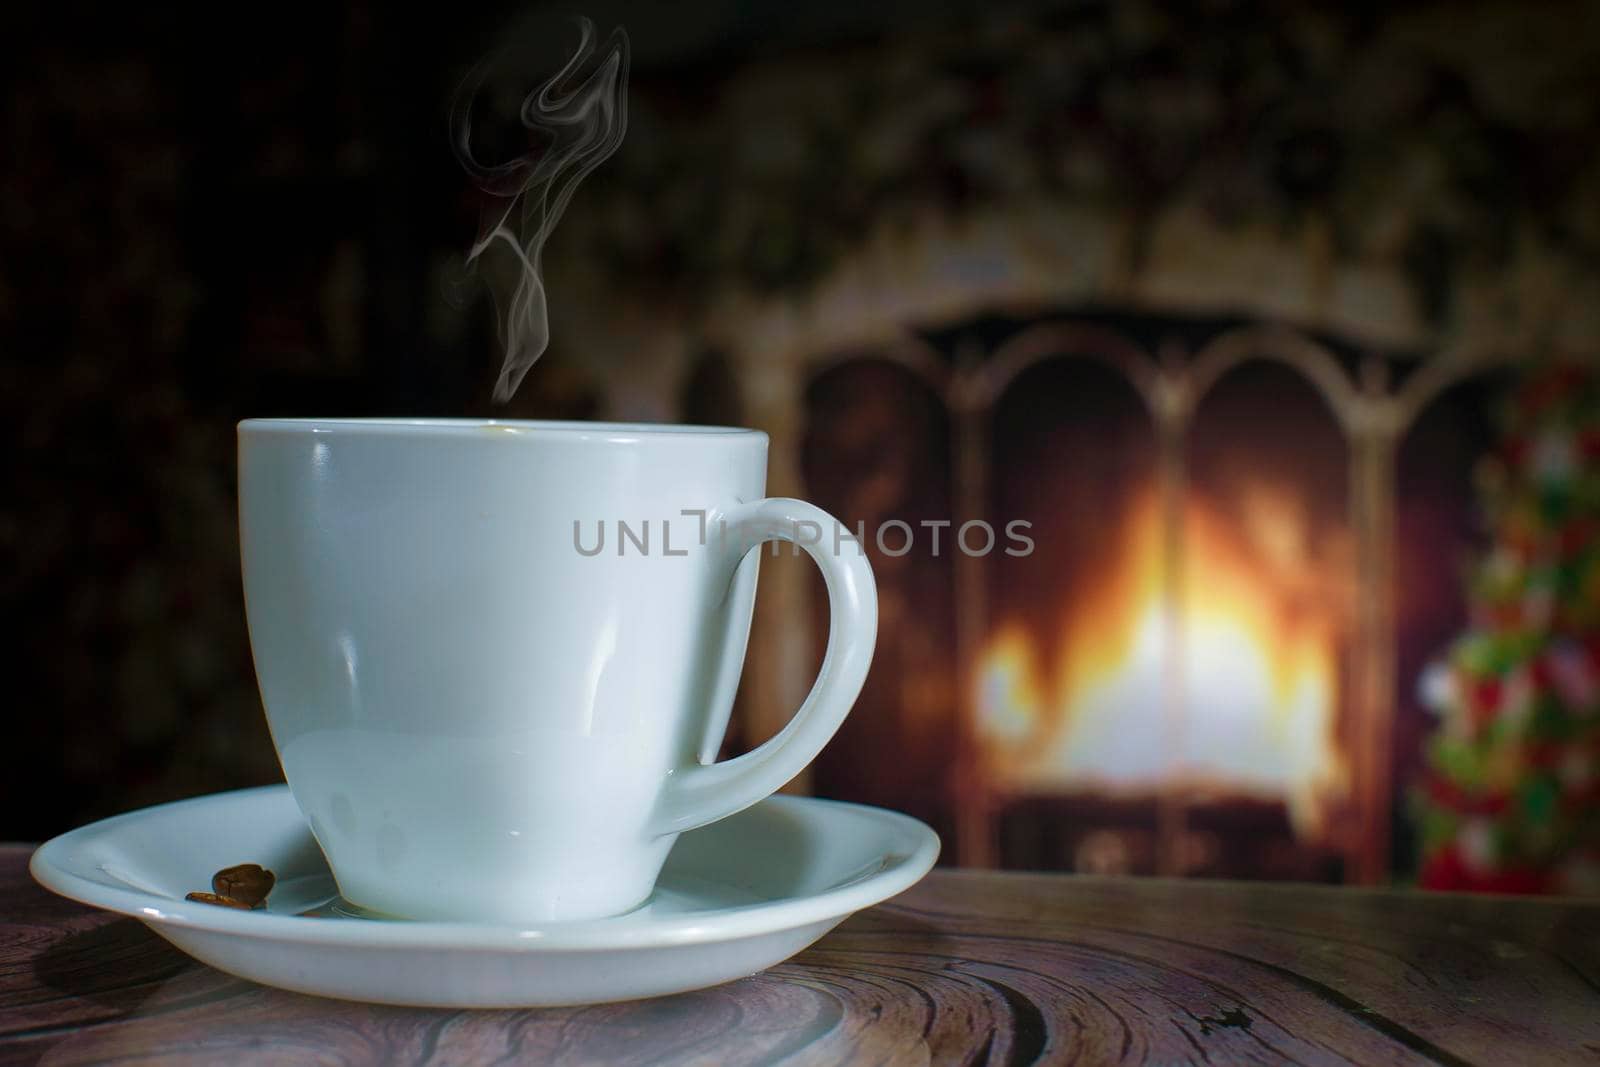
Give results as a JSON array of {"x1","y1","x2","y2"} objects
[
  {"x1": 185, "y1": 890, "x2": 256, "y2": 910},
  {"x1": 212, "y1": 863, "x2": 276, "y2": 907}
]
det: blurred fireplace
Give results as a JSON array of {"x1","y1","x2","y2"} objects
[{"x1": 798, "y1": 310, "x2": 1513, "y2": 884}]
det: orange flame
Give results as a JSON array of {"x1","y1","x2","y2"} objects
[{"x1": 975, "y1": 487, "x2": 1350, "y2": 835}]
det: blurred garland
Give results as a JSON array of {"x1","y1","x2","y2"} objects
[{"x1": 557, "y1": 4, "x2": 1600, "y2": 322}]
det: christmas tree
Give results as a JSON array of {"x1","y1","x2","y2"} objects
[{"x1": 1416, "y1": 362, "x2": 1600, "y2": 895}]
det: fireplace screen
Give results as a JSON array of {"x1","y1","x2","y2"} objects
[{"x1": 801, "y1": 312, "x2": 1511, "y2": 884}]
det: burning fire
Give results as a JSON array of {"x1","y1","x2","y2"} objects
[{"x1": 976, "y1": 487, "x2": 1350, "y2": 835}]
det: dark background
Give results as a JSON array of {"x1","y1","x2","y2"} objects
[{"x1": 3, "y1": 0, "x2": 1596, "y2": 868}]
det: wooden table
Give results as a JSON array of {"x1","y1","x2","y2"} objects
[{"x1": 4, "y1": 844, "x2": 1599, "y2": 1065}]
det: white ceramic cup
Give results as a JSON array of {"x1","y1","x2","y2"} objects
[{"x1": 237, "y1": 418, "x2": 877, "y2": 923}]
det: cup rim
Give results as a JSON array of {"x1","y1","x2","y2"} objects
[{"x1": 238, "y1": 418, "x2": 764, "y2": 443}]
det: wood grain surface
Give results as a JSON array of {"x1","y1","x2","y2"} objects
[{"x1": 3, "y1": 843, "x2": 1598, "y2": 1065}]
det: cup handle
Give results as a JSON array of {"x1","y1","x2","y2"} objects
[{"x1": 650, "y1": 497, "x2": 877, "y2": 836}]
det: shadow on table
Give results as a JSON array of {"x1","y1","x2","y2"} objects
[{"x1": 31, "y1": 918, "x2": 191, "y2": 1012}]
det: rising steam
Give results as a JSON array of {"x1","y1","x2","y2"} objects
[{"x1": 451, "y1": 19, "x2": 629, "y2": 402}]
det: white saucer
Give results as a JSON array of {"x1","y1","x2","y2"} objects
[{"x1": 30, "y1": 785, "x2": 939, "y2": 1008}]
